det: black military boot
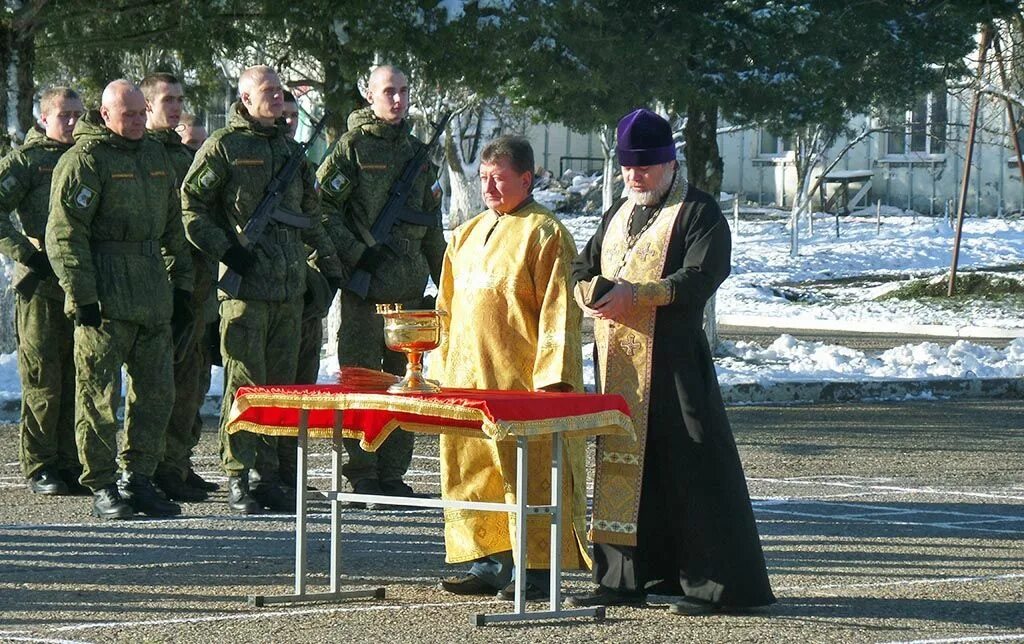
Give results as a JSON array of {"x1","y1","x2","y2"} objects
[
  {"x1": 91, "y1": 484, "x2": 134, "y2": 520},
  {"x1": 227, "y1": 473, "x2": 263, "y2": 514},
  {"x1": 57, "y1": 467, "x2": 91, "y2": 496},
  {"x1": 250, "y1": 475, "x2": 297, "y2": 513},
  {"x1": 154, "y1": 470, "x2": 209, "y2": 502},
  {"x1": 27, "y1": 467, "x2": 68, "y2": 495},
  {"x1": 186, "y1": 468, "x2": 219, "y2": 492},
  {"x1": 119, "y1": 472, "x2": 182, "y2": 517}
]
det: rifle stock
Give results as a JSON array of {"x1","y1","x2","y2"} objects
[
  {"x1": 347, "y1": 269, "x2": 372, "y2": 299},
  {"x1": 13, "y1": 271, "x2": 42, "y2": 300}
]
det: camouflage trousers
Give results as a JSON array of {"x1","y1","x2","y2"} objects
[
  {"x1": 219, "y1": 297, "x2": 302, "y2": 476},
  {"x1": 157, "y1": 316, "x2": 214, "y2": 481},
  {"x1": 74, "y1": 319, "x2": 175, "y2": 491},
  {"x1": 257, "y1": 311, "x2": 324, "y2": 481},
  {"x1": 159, "y1": 254, "x2": 216, "y2": 481},
  {"x1": 337, "y1": 291, "x2": 416, "y2": 485},
  {"x1": 16, "y1": 294, "x2": 77, "y2": 478}
]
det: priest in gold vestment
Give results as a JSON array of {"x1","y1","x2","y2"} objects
[{"x1": 432, "y1": 135, "x2": 590, "y2": 601}]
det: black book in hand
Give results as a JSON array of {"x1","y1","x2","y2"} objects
[{"x1": 586, "y1": 276, "x2": 616, "y2": 307}]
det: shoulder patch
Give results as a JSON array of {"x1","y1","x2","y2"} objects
[
  {"x1": 64, "y1": 183, "x2": 97, "y2": 211},
  {"x1": 0, "y1": 171, "x2": 21, "y2": 198},
  {"x1": 188, "y1": 161, "x2": 223, "y2": 192},
  {"x1": 320, "y1": 168, "x2": 352, "y2": 199}
]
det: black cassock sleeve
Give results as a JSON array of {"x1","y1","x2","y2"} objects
[{"x1": 660, "y1": 194, "x2": 732, "y2": 315}]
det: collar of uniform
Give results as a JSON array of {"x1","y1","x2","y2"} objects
[
  {"x1": 21, "y1": 124, "x2": 71, "y2": 152},
  {"x1": 228, "y1": 101, "x2": 282, "y2": 138},
  {"x1": 349, "y1": 107, "x2": 409, "y2": 141},
  {"x1": 146, "y1": 127, "x2": 183, "y2": 147}
]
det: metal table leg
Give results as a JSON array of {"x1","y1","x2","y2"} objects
[
  {"x1": 472, "y1": 435, "x2": 603, "y2": 625},
  {"x1": 248, "y1": 408, "x2": 384, "y2": 606}
]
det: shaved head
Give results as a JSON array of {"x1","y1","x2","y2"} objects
[
  {"x1": 100, "y1": 79, "x2": 147, "y2": 140},
  {"x1": 238, "y1": 65, "x2": 275, "y2": 95},
  {"x1": 366, "y1": 65, "x2": 409, "y2": 125},
  {"x1": 238, "y1": 65, "x2": 284, "y2": 126}
]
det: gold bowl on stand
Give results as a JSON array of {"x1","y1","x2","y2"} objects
[{"x1": 376, "y1": 304, "x2": 447, "y2": 394}]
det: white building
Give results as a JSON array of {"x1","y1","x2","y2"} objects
[{"x1": 719, "y1": 86, "x2": 1024, "y2": 217}]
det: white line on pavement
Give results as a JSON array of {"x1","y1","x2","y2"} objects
[
  {"x1": 0, "y1": 635, "x2": 95, "y2": 644},
  {"x1": 749, "y1": 477, "x2": 1024, "y2": 501},
  {"x1": 777, "y1": 572, "x2": 1024, "y2": 593},
  {"x1": 42, "y1": 599, "x2": 505, "y2": 634},
  {"x1": 877, "y1": 633, "x2": 1024, "y2": 644}
]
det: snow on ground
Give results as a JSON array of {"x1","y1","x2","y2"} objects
[
  {"x1": 560, "y1": 207, "x2": 1024, "y2": 388},
  {"x1": 0, "y1": 208, "x2": 1021, "y2": 401}
]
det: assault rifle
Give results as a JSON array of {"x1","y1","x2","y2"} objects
[
  {"x1": 345, "y1": 111, "x2": 451, "y2": 299},
  {"x1": 219, "y1": 110, "x2": 333, "y2": 297}
]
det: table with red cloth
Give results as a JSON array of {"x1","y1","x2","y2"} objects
[{"x1": 226, "y1": 383, "x2": 634, "y2": 626}]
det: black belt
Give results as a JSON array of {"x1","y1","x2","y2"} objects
[{"x1": 93, "y1": 240, "x2": 160, "y2": 256}]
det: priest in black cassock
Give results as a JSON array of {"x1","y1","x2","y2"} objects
[{"x1": 566, "y1": 108, "x2": 775, "y2": 615}]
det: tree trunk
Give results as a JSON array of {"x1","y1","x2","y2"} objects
[
  {"x1": 600, "y1": 125, "x2": 617, "y2": 213},
  {"x1": 683, "y1": 101, "x2": 723, "y2": 197},
  {"x1": 682, "y1": 102, "x2": 723, "y2": 351},
  {"x1": 443, "y1": 123, "x2": 484, "y2": 230}
]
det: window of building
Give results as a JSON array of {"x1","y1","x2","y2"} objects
[
  {"x1": 758, "y1": 130, "x2": 793, "y2": 157},
  {"x1": 886, "y1": 91, "x2": 947, "y2": 157}
]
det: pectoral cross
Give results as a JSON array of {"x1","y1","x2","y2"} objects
[{"x1": 620, "y1": 334, "x2": 642, "y2": 356}]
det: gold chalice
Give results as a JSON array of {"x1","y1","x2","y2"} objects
[{"x1": 376, "y1": 304, "x2": 447, "y2": 394}]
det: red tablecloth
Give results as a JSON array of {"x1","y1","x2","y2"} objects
[{"x1": 226, "y1": 384, "x2": 634, "y2": 451}]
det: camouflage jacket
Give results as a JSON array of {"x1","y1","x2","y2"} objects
[
  {"x1": 182, "y1": 102, "x2": 343, "y2": 302},
  {"x1": 147, "y1": 128, "x2": 193, "y2": 189},
  {"x1": 46, "y1": 111, "x2": 194, "y2": 325},
  {"x1": 0, "y1": 126, "x2": 71, "y2": 301},
  {"x1": 149, "y1": 127, "x2": 217, "y2": 319},
  {"x1": 317, "y1": 107, "x2": 445, "y2": 303}
]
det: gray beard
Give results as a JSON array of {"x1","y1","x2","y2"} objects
[{"x1": 628, "y1": 167, "x2": 675, "y2": 206}]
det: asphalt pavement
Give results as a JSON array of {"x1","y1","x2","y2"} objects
[{"x1": 1, "y1": 398, "x2": 1021, "y2": 643}]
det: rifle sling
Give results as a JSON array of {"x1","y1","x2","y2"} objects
[
  {"x1": 270, "y1": 206, "x2": 314, "y2": 229},
  {"x1": 351, "y1": 217, "x2": 377, "y2": 248}
]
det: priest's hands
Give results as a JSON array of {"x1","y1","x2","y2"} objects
[{"x1": 589, "y1": 278, "x2": 634, "y2": 323}]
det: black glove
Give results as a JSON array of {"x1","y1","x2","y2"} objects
[
  {"x1": 75, "y1": 302, "x2": 101, "y2": 328},
  {"x1": 326, "y1": 275, "x2": 344, "y2": 291},
  {"x1": 421, "y1": 294, "x2": 436, "y2": 310},
  {"x1": 25, "y1": 251, "x2": 54, "y2": 279},
  {"x1": 171, "y1": 289, "x2": 194, "y2": 334},
  {"x1": 222, "y1": 245, "x2": 256, "y2": 276},
  {"x1": 355, "y1": 244, "x2": 391, "y2": 274}
]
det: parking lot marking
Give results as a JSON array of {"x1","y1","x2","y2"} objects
[
  {"x1": 41, "y1": 599, "x2": 505, "y2": 634},
  {"x1": 776, "y1": 572, "x2": 1024, "y2": 593},
  {"x1": 878, "y1": 633, "x2": 1024, "y2": 644}
]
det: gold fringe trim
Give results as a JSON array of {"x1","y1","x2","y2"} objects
[{"x1": 227, "y1": 389, "x2": 635, "y2": 448}]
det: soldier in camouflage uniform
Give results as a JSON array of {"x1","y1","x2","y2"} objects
[
  {"x1": 0, "y1": 87, "x2": 85, "y2": 496},
  {"x1": 46, "y1": 80, "x2": 194, "y2": 519},
  {"x1": 252, "y1": 90, "x2": 332, "y2": 490},
  {"x1": 316, "y1": 65, "x2": 445, "y2": 503},
  {"x1": 142, "y1": 72, "x2": 219, "y2": 502},
  {"x1": 182, "y1": 66, "x2": 346, "y2": 514}
]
